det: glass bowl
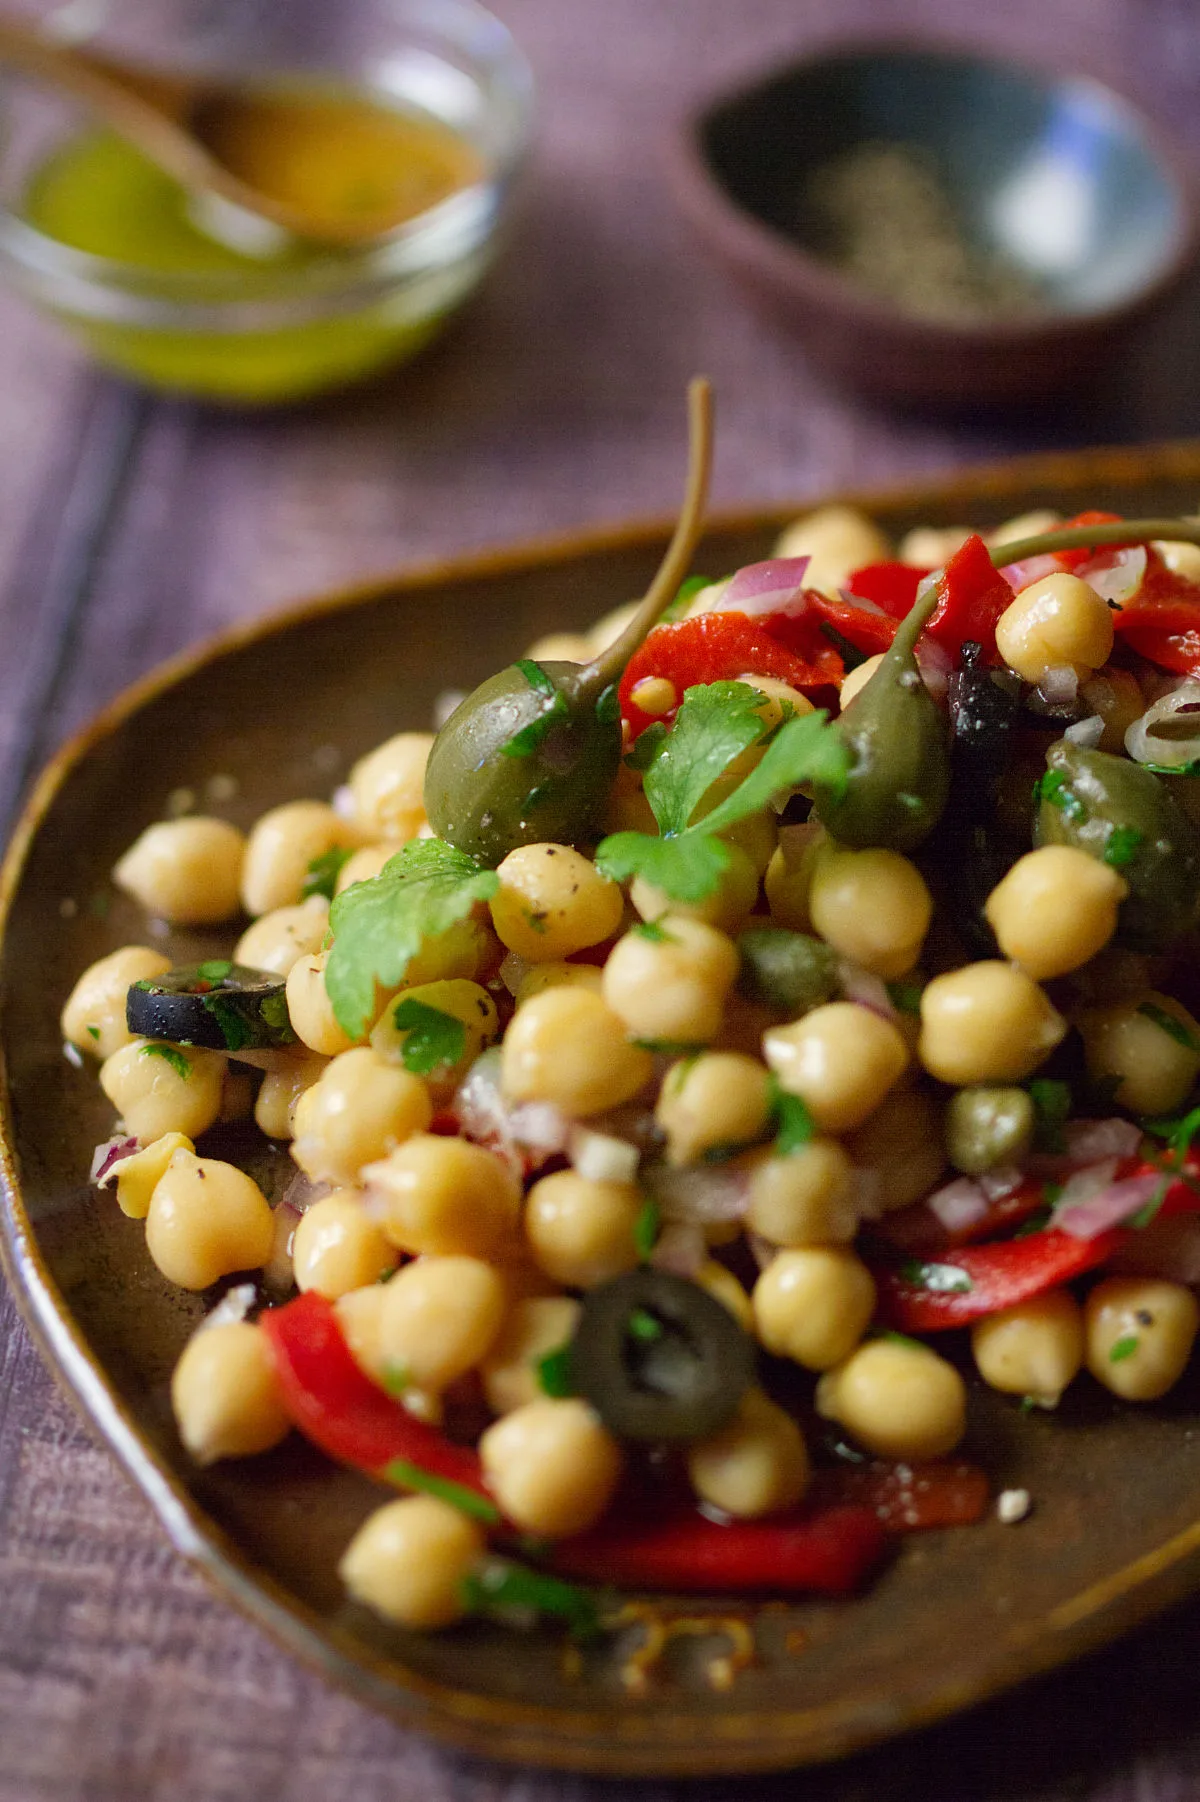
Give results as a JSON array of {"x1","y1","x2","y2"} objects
[{"x1": 0, "y1": 0, "x2": 534, "y2": 404}]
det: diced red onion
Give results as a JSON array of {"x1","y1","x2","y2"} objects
[
  {"x1": 925, "y1": 1176, "x2": 990, "y2": 1233},
  {"x1": 835, "y1": 587, "x2": 889, "y2": 618},
  {"x1": 1037, "y1": 665, "x2": 1079, "y2": 707},
  {"x1": 649, "y1": 1161, "x2": 749, "y2": 1225},
  {"x1": 569, "y1": 1126, "x2": 640, "y2": 1185},
  {"x1": 650, "y1": 1221, "x2": 707, "y2": 1278},
  {"x1": 1125, "y1": 679, "x2": 1200, "y2": 769},
  {"x1": 1053, "y1": 1165, "x2": 1162, "y2": 1239},
  {"x1": 1078, "y1": 545, "x2": 1147, "y2": 607},
  {"x1": 280, "y1": 1169, "x2": 333, "y2": 1216},
  {"x1": 914, "y1": 634, "x2": 952, "y2": 702},
  {"x1": 721, "y1": 557, "x2": 811, "y2": 617},
  {"x1": 1064, "y1": 714, "x2": 1105, "y2": 748},
  {"x1": 498, "y1": 951, "x2": 529, "y2": 998},
  {"x1": 509, "y1": 1102, "x2": 572, "y2": 1154},
  {"x1": 979, "y1": 1165, "x2": 1026, "y2": 1202},
  {"x1": 837, "y1": 960, "x2": 897, "y2": 1022},
  {"x1": 92, "y1": 1134, "x2": 139, "y2": 1185},
  {"x1": 1030, "y1": 1118, "x2": 1143, "y2": 1177},
  {"x1": 1002, "y1": 553, "x2": 1061, "y2": 591},
  {"x1": 331, "y1": 784, "x2": 356, "y2": 820},
  {"x1": 198, "y1": 1282, "x2": 258, "y2": 1333}
]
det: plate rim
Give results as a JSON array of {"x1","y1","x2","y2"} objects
[{"x1": 6, "y1": 435, "x2": 1200, "y2": 1775}]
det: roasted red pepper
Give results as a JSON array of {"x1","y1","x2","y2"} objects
[
  {"x1": 874, "y1": 1227, "x2": 1124, "y2": 1332},
  {"x1": 872, "y1": 1177, "x2": 1049, "y2": 1256},
  {"x1": 261, "y1": 1290, "x2": 495, "y2": 1508},
  {"x1": 843, "y1": 560, "x2": 931, "y2": 619},
  {"x1": 619, "y1": 611, "x2": 841, "y2": 736},
  {"x1": 1110, "y1": 556, "x2": 1200, "y2": 674},
  {"x1": 551, "y1": 1503, "x2": 887, "y2": 1594},
  {"x1": 924, "y1": 533, "x2": 1014, "y2": 659},
  {"x1": 801, "y1": 590, "x2": 899, "y2": 657}
]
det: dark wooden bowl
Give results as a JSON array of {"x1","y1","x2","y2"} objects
[
  {"x1": 666, "y1": 40, "x2": 1200, "y2": 407},
  {"x1": 7, "y1": 441, "x2": 1200, "y2": 1774}
]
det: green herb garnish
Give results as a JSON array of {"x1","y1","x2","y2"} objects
[
  {"x1": 502, "y1": 660, "x2": 570, "y2": 758},
  {"x1": 324, "y1": 839, "x2": 498, "y2": 1038},
  {"x1": 886, "y1": 981, "x2": 923, "y2": 1016},
  {"x1": 1138, "y1": 1002, "x2": 1199, "y2": 1050},
  {"x1": 381, "y1": 1362, "x2": 411, "y2": 1397},
  {"x1": 302, "y1": 846, "x2": 353, "y2": 900},
  {"x1": 1109, "y1": 1334, "x2": 1140, "y2": 1363},
  {"x1": 391, "y1": 998, "x2": 467, "y2": 1077},
  {"x1": 139, "y1": 1043, "x2": 191, "y2": 1080},
  {"x1": 662, "y1": 573, "x2": 712, "y2": 622},
  {"x1": 1103, "y1": 825, "x2": 1144, "y2": 869},
  {"x1": 1028, "y1": 1078, "x2": 1072, "y2": 1155},
  {"x1": 85, "y1": 1024, "x2": 100, "y2": 1042},
  {"x1": 632, "y1": 919, "x2": 674, "y2": 943},
  {"x1": 771, "y1": 1081, "x2": 816, "y2": 1156},
  {"x1": 1034, "y1": 769, "x2": 1085, "y2": 821},
  {"x1": 460, "y1": 1560, "x2": 602, "y2": 1641},
  {"x1": 627, "y1": 1307, "x2": 664, "y2": 1342},
  {"x1": 536, "y1": 1344, "x2": 575, "y2": 1398},
  {"x1": 633, "y1": 1198, "x2": 660, "y2": 1260},
  {"x1": 624, "y1": 721, "x2": 668, "y2": 772},
  {"x1": 196, "y1": 959, "x2": 233, "y2": 982},
  {"x1": 381, "y1": 1458, "x2": 500, "y2": 1524}
]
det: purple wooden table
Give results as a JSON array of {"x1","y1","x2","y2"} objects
[{"x1": 3, "y1": 0, "x2": 1200, "y2": 1795}]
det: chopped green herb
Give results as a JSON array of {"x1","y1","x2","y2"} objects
[
  {"x1": 1028, "y1": 1078, "x2": 1072, "y2": 1155},
  {"x1": 632, "y1": 919, "x2": 674, "y2": 943},
  {"x1": 624, "y1": 722, "x2": 668, "y2": 771},
  {"x1": 85, "y1": 1024, "x2": 100, "y2": 1042},
  {"x1": 302, "y1": 846, "x2": 354, "y2": 900},
  {"x1": 502, "y1": 660, "x2": 570, "y2": 758},
  {"x1": 460, "y1": 1560, "x2": 602, "y2": 1641},
  {"x1": 632, "y1": 1037, "x2": 706, "y2": 1054},
  {"x1": 886, "y1": 981, "x2": 923, "y2": 1016},
  {"x1": 1103, "y1": 825, "x2": 1144, "y2": 869},
  {"x1": 381, "y1": 1458, "x2": 500, "y2": 1524},
  {"x1": 1143, "y1": 759, "x2": 1200, "y2": 777},
  {"x1": 199, "y1": 991, "x2": 255, "y2": 1052},
  {"x1": 139, "y1": 1043, "x2": 191, "y2": 1080},
  {"x1": 633, "y1": 1198, "x2": 660, "y2": 1260},
  {"x1": 643, "y1": 681, "x2": 769, "y2": 837},
  {"x1": 381, "y1": 1362, "x2": 411, "y2": 1397},
  {"x1": 898, "y1": 1258, "x2": 973, "y2": 1295},
  {"x1": 1018, "y1": 1394, "x2": 1039, "y2": 1414},
  {"x1": 196, "y1": 959, "x2": 233, "y2": 982},
  {"x1": 771, "y1": 1082, "x2": 816, "y2": 1156},
  {"x1": 1034, "y1": 769, "x2": 1084, "y2": 821},
  {"x1": 523, "y1": 909, "x2": 549, "y2": 935},
  {"x1": 627, "y1": 1307, "x2": 664, "y2": 1343},
  {"x1": 1138, "y1": 1002, "x2": 1199, "y2": 1050},
  {"x1": 391, "y1": 998, "x2": 468, "y2": 1076},
  {"x1": 1109, "y1": 1334, "x2": 1140, "y2": 1363},
  {"x1": 325, "y1": 839, "x2": 499, "y2": 1038},
  {"x1": 536, "y1": 1344, "x2": 575, "y2": 1398}
]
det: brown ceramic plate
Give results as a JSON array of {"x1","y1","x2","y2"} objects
[{"x1": 7, "y1": 440, "x2": 1200, "y2": 1777}]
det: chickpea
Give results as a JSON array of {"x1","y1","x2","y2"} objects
[
  {"x1": 689, "y1": 766, "x2": 778, "y2": 877},
  {"x1": 291, "y1": 1047, "x2": 432, "y2": 1187},
  {"x1": 602, "y1": 783, "x2": 658, "y2": 837},
  {"x1": 145, "y1": 1149, "x2": 274, "y2": 1290},
  {"x1": 984, "y1": 846, "x2": 1126, "y2": 980},
  {"x1": 1081, "y1": 669, "x2": 1145, "y2": 754},
  {"x1": 370, "y1": 979, "x2": 498, "y2": 1100},
  {"x1": 99, "y1": 1038, "x2": 225, "y2": 1142},
  {"x1": 752, "y1": 1247, "x2": 876, "y2": 1369},
  {"x1": 846, "y1": 1088, "x2": 946, "y2": 1213},
  {"x1": 655, "y1": 1053, "x2": 773, "y2": 1166},
  {"x1": 285, "y1": 952, "x2": 361, "y2": 1056},
  {"x1": 339, "y1": 1495, "x2": 485, "y2": 1630},
  {"x1": 335, "y1": 843, "x2": 396, "y2": 895},
  {"x1": 347, "y1": 732, "x2": 434, "y2": 841},
  {"x1": 815, "y1": 1338, "x2": 967, "y2": 1460},
  {"x1": 515, "y1": 961, "x2": 605, "y2": 1003},
  {"x1": 234, "y1": 895, "x2": 330, "y2": 976},
  {"x1": 587, "y1": 599, "x2": 639, "y2": 654},
  {"x1": 763, "y1": 829, "x2": 825, "y2": 931},
  {"x1": 171, "y1": 1320, "x2": 290, "y2": 1465},
  {"x1": 972, "y1": 1289, "x2": 1084, "y2": 1406},
  {"x1": 479, "y1": 1398, "x2": 623, "y2": 1538},
  {"x1": 365, "y1": 1134, "x2": 521, "y2": 1259},
  {"x1": 988, "y1": 508, "x2": 1062, "y2": 549},
  {"x1": 334, "y1": 1283, "x2": 391, "y2": 1385},
  {"x1": 838, "y1": 653, "x2": 885, "y2": 709},
  {"x1": 945, "y1": 1086, "x2": 1035, "y2": 1175},
  {"x1": 61, "y1": 945, "x2": 172, "y2": 1058},
  {"x1": 995, "y1": 573, "x2": 1114, "y2": 684},
  {"x1": 899, "y1": 524, "x2": 971, "y2": 567},
  {"x1": 240, "y1": 801, "x2": 359, "y2": 917},
  {"x1": 253, "y1": 1048, "x2": 329, "y2": 1140},
  {"x1": 524, "y1": 1169, "x2": 644, "y2": 1289},
  {"x1": 773, "y1": 505, "x2": 891, "y2": 594},
  {"x1": 526, "y1": 630, "x2": 593, "y2": 663},
  {"x1": 113, "y1": 816, "x2": 245, "y2": 924},
  {"x1": 1155, "y1": 539, "x2": 1200, "y2": 581},
  {"x1": 501, "y1": 987, "x2": 652, "y2": 1116},
  {"x1": 482, "y1": 1296, "x2": 582, "y2": 1415},
  {"x1": 404, "y1": 914, "x2": 495, "y2": 989},
  {"x1": 745, "y1": 1139, "x2": 857, "y2": 1245},
  {"x1": 602, "y1": 916, "x2": 739, "y2": 1046},
  {"x1": 687, "y1": 1387, "x2": 810, "y2": 1518},
  {"x1": 376, "y1": 1256, "x2": 507, "y2": 1393},
  {"x1": 1085, "y1": 1277, "x2": 1200, "y2": 1401},
  {"x1": 292, "y1": 1189, "x2": 398, "y2": 1297},
  {"x1": 628, "y1": 675, "x2": 678, "y2": 717},
  {"x1": 106, "y1": 1130, "x2": 193, "y2": 1219},
  {"x1": 918, "y1": 962, "x2": 1066, "y2": 1085},
  {"x1": 808, "y1": 844, "x2": 933, "y2": 979},
  {"x1": 764, "y1": 1002, "x2": 908, "y2": 1134},
  {"x1": 489, "y1": 844, "x2": 623, "y2": 963},
  {"x1": 632, "y1": 841, "x2": 759, "y2": 936},
  {"x1": 1076, "y1": 992, "x2": 1200, "y2": 1117},
  {"x1": 695, "y1": 1259, "x2": 754, "y2": 1331}
]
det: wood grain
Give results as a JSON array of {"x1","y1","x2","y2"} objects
[{"x1": 2, "y1": 0, "x2": 1200, "y2": 1795}]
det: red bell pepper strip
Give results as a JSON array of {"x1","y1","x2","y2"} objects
[
  {"x1": 873, "y1": 1227, "x2": 1125, "y2": 1333},
  {"x1": 924, "y1": 533, "x2": 1015, "y2": 659},
  {"x1": 1110, "y1": 558, "x2": 1200, "y2": 675},
  {"x1": 619, "y1": 611, "x2": 842, "y2": 736},
  {"x1": 1050, "y1": 510, "x2": 1128, "y2": 571},
  {"x1": 812, "y1": 1459, "x2": 989, "y2": 1531},
  {"x1": 261, "y1": 1291, "x2": 497, "y2": 1513},
  {"x1": 872, "y1": 1176, "x2": 1049, "y2": 1256},
  {"x1": 551, "y1": 1503, "x2": 887, "y2": 1594},
  {"x1": 844, "y1": 560, "x2": 931, "y2": 619},
  {"x1": 799, "y1": 590, "x2": 899, "y2": 657}
]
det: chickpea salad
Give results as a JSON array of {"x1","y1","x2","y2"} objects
[{"x1": 62, "y1": 386, "x2": 1200, "y2": 1646}]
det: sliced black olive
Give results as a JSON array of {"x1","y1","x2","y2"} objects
[
  {"x1": 569, "y1": 1268, "x2": 754, "y2": 1442},
  {"x1": 126, "y1": 960, "x2": 295, "y2": 1052}
]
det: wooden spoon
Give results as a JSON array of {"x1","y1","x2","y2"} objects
[{"x1": 0, "y1": 15, "x2": 480, "y2": 247}]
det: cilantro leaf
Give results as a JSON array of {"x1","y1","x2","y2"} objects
[
  {"x1": 303, "y1": 846, "x2": 353, "y2": 900},
  {"x1": 390, "y1": 998, "x2": 467, "y2": 1076},
  {"x1": 644, "y1": 681, "x2": 767, "y2": 836},
  {"x1": 139, "y1": 1043, "x2": 191, "y2": 1080},
  {"x1": 325, "y1": 839, "x2": 498, "y2": 1038},
  {"x1": 698, "y1": 707, "x2": 850, "y2": 835}
]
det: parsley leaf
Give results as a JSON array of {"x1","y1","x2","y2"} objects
[
  {"x1": 633, "y1": 1198, "x2": 660, "y2": 1260},
  {"x1": 502, "y1": 660, "x2": 569, "y2": 758},
  {"x1": 1034, "y1": 769, "x2": 1085, "y2": 821},
  {"x1": 627, "y1": 1307, "x2": 664, "y2": 1342},
  {"x1": 1109, "y1": 1334, "x2": 1140, "y2": 1363},
  {"x1": 536, "y1": 1344, "x2": 575, "y2": 1398},
  {"x1": 769, "y1": 1078, "x2": 816, "y2": 1155},
  {"x1": 139, "y1": 1043, "x2": 191, "y2": 1080},
  {"x1": 196, "y1": 959, "x2": 233, "y2": 982},
  {"x1": 886, "y1": 981, "x2": 923, "y2": 1015},
  {"x1": 624, "y1": 721, "x2": 668, "y2": 771},
  {"x1": 1138, "y1": 1002, "x2": 1199, "y2": 1051},
  {"x1": 1028, "y1": 1078, "x2": 1072, "y2": 1155},
  {"x1": 596, "y1": 701, "x2": 849, "y2": 904},
  {"x1": 1103, "y1": 825, "x2": 1143, "y2": 870},
  {"x1": 303, "y1": 846, "x2": 353, "y2": 900},
  {"x1": 644, "y1": 681, "x2": 768, "y2": 836},
  {"x1": 325, "y1": 839, "x2": 498, "y2": 1039},
  {"x1": 632, "y1": 919, "x2": 674, "y2": 943},
  {"x1": 390, "y1": 998, "x2": 467, "y2": 1076}
]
